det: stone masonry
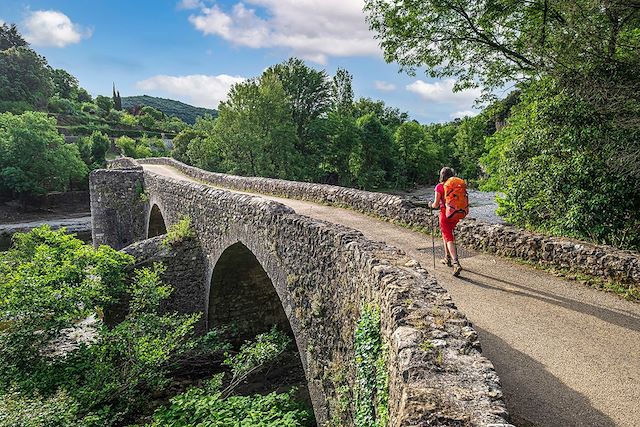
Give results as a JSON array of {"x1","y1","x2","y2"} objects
[
  {"x1": 137, "y1": 157, "x2": 640, "y2": 289},
  {"x1": 91, "y1": 159, "x2": 513, "y2": 427}
]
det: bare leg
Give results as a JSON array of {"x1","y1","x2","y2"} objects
[
  {"x1": 446, "y1": 240, "x2": 458, "y2": 262},
  {"x1": 447, "y1": 240, "x2": 462, "y2": 276},
  {"x1": 442, "y1": 236, "x2": 450, "y2": 258}
]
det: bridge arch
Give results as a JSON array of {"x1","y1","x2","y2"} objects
[
  {"x1": 146, "y1": 203, "x2": 168, "y2": 238},
  {"x1": 207, "y1": 241, "x2": 292, "y2": 341}
]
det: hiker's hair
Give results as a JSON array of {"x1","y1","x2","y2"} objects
[{"x1": 439, "y1": 167, "x2": 455, "y2": 183}]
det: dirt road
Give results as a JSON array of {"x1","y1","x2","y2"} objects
[{"x1": 144, "y1": 164, "x2": 640, "y2": 427}]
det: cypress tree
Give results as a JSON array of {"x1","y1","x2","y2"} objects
[{"x1": 112, "y1": 84, "x2": 122, "y2": 111}]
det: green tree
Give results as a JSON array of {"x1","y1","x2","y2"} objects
[
  {"x1": 332, "y1": 68, "x2": 354, "y2": 113},
  {"x1": 319, "y1": 111, "x2": 360, "y2": 185},
  {"x1": 0, "y1": 227, "x2": 200, "y2": 425},
  {"x1": 95, "y1": 95, "x2": 113, "y2": 113},
  {"x1": 350, "y1": 113, "x2": 396, "y2": 189},
  {"x1": 213, "y1": 72, "x2": 299, "y2": 178},
  {"x1": 0, "y1": 47, "x2": 52, "y2": 108},
  {"x1": 394, "y1": 121, "x2": 442, "y2": 185},
  {"x1": 172, "y1": 128, "x2": 200, "y2": 163},
  {"x1": 76, "y1": 87, "x2": 92, "y2": 103},
  {"x1": 112, "y1": 83, "x2": 122, "y2": 111},
  {"x1": 51, "y1": 68, "x2": 80, "y2": 100},
  {"x1": 451, "y1": 114, "x2": 493, "y2": 182},
  {"x1": 0, "y1": 23, "x2": 28, "y2": 51},
  {"x1": 0, "y1": 112, "x2": 87, "y2": 198},
  {"x1": 115, "y1": 135, "x2": 137, "y2": 158},
  {"x1": 353, "y1": 97, "x2": 408, "y2": 130},
  {"x1": 365, "y1": 0, "x2": 640, "y2": 93},
  {"x1": 486, "y1": 79, "x2": 640, "y2": 249},
  {"x1": 267, "y1": 58, "x2": 332, "y2": 144},
  {"x1": 89, "y1": 131, "x2": 111, "y2": 167}
]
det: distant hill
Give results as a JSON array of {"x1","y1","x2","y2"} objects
[{"x1": 121, "y1": 95, "x2": 217, "y2": 124}]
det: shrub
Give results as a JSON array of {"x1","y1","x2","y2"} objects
[
  {"x1": 0, "y1": 227, "x2": 200, "y2": 426},
  {"x1": 115, "y1": 135, "x2": 137, "y2": 157},
  {"x1": 105, "y1": 109, "x2": 122, "y2": 123},
  {"x1": 120, "y1": 112, "x2": 138, "y2": 127},
  {"x1": 80, "y1": 102, "x2": 97, "y2": 115},
  {"x1": 140, "y1": 135, "x2": 169, "y2": 157},
  {"x1": 0, "y1": 112, "x2": 88, "y2": 198},
  {"x1": 0, "y1": 100, "x2": 32, "y2": 114},
  {"x1": 481, "y1": 78, "x2": 640, "y2": 250},
  {"x1": 47, "y1": 96, "x2": 76, "y2": 115},
  {"x1": 147, "y1": 379, "x2": 312, "y2": 427},
  {"x1": 162, "y1": 216, "x2": 194, "y2": 247},
  {"x1": 0, "y1": 389, "x2": 79, "y2": 427}
]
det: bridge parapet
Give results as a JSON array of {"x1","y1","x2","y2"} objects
[
  {"x1": 138, "y1": 157, "x2": 640, "y2": 288},
  {"x1": 92, "y1": 159, "x2": 513, "y2": 426}
]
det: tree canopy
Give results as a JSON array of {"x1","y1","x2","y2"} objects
[
  {"x1": 365, "y1": 0, "x2": 640, "y2": 93},
  {"x1": 0, "y1": 112, "x2": 87, "y2": 198}
]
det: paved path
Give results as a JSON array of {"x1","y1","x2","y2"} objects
[{"x1": 145, "y1": 164, "x2": 640, "y2": 427}]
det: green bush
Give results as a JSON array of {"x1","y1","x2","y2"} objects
[
  {"x1": 140, "y1": 135, "x2": 169, "y2": 157},
  {"x1": 147, "y1": 378, "x2": 312, "y2": 427},
  {"x1": 47, "y1": 96, "x2": 77, "y2": 115},
  {"x1": 481, "y1": 78, "x2": 640, "y2": 250},
  {"x1": 89, "y1": 131, "x2": 111, "y2": 167},
  {"x1": 0, "y1": 227, "x2": 200, "y2": 426},
  {"x1": 120, "y1": 112, "x2": 138, "y2": 127},
  {"x1": 80, "y1": 102, "x2": 97, "y2": 114},
  {"x1": 162, "y1": 216, "x2": 194, "y2": 247},
  {"x1": 0, "y1": 100, "x2": 33, "y2": 114},
  {"x1": 115, "y1": 135, "x2": 137, "y2": 157},
  {"x1": 0, "y1": 112, "x2": 88, "y2": 198},
  {"x1": 95, "y1": 95, "x2": 113, "y2": 113},
  {"x1": 0, "y1": 389, "x2": 79, "y2": 427}
]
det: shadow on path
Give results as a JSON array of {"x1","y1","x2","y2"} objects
[
  {"x1": 475, "y1": 327, "x2": 616, "y2": 427},
  {"x1": 458, "y1": 270, "x2": 640, "y2": 334}
]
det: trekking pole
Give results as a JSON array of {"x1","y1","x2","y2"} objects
[{"x1": 431, "y1": 209, "x2": 436, "y2": 270}]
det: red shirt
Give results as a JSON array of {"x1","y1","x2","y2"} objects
[{"x1": 435, "y1": 183, "x2": 445, "y2": 210}]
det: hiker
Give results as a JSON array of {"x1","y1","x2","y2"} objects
[{"x1": 432, "y1": 167, "x2": 468, "y2": 277}]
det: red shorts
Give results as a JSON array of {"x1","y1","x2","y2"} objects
[{"x1": 439, "y1": 210, "x2": 459, "y2": 242}]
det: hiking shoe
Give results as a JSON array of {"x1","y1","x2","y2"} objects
[
  {"x1": 453, "y1": 262, "x2": 462, "y2": 277},
  {"x1": 441, "y1": 257, "x2": 452, "y2": 267}
]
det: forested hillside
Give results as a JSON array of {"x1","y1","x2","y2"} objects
[{"x1": 121, "y1": 95, "x2": 217, "y2": 124}]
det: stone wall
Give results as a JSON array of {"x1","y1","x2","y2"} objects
[
  {"x1": 90, "y1": 168, "x2": 147, "y2": 249},
  {"x1": 138, "y1": 157, "x2": 640, "y2": 288},
  {"x1": 91, "y1": 163, "x2": 512, "y2": 426},
  {"x1": 120, "y1": 235, "x2": 208, "y2": 333}
]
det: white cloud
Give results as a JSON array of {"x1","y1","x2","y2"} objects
[
  {"x1": 23, "y1": 10, "x2": 92, "y2": 47},
  {"x1": 187, "y1": 0, "x2": 380, "y2": 63},
  {"x1": 136, "y1": 74, "x2": 246, "y2": 109},
  {"x1": 406, "y1": 79, "x2": 482, "y2": 109},
  {"x1": 374, "y1": 80, "x2": 396, "y2": 91},
  {"x1": 177, "y1": 0, "x2": 203, "y2": 10},
  {"x1": 450, "y1": 110, "x2": 478, "y2": 119}
]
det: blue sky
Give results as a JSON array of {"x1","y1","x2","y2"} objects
[{"x1": 0, "y1": 0, "x2": 482, "y2": 123}]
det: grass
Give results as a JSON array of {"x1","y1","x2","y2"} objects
[{"x1": 513, "y1": 258, "x2": 639, "y2": 302}]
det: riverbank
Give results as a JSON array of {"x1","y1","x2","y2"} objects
[
  {"x1": 0, "y1": 198, "x2": 92, "y2": 250},
  {"x1": 386, "y1": 185, "x2": 506, "y2": 224}
]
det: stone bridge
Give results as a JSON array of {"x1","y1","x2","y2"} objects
[
  {"x1": 90, "y1": 158, "x2": 511, "y2": 426},
  {"x1": 91, "y1": 157, "x2": 640, "y2": 427}
]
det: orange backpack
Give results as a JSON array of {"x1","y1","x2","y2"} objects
[{"x1": 443, "y1": 177, "x2": 469, "y2": 221}]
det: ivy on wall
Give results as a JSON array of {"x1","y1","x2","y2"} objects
[{"x1": 354, "y1": 303, "x2": 389, "y2": 427}]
